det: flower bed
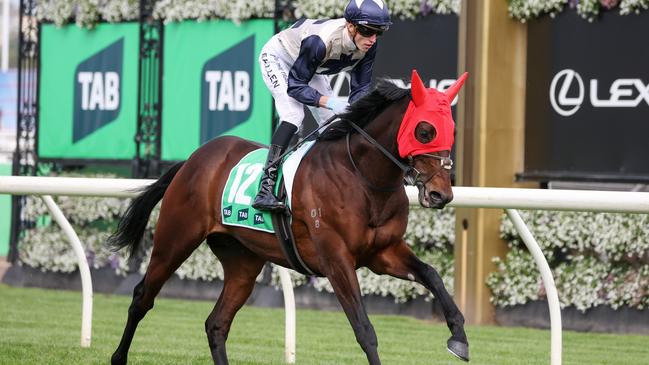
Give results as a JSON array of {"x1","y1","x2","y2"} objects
[
  {"x1": 508, "y1": 0, "x2": 649, "y2": 22},
  {"x1": 35, "y1": 0, "x2": 461, "y2": 28},
  {"x1": 15, "y1": 171, "x2": 649, "y2": 311},
  {"x1": 34, "y1": 0, "x2": 649, "y2": 28},
  {"x1": 488, "y1": 210, "x2": 649, "y2": 312},
  {"x1": 16, "y1": 172, "x2": 455, "y2": 304}
]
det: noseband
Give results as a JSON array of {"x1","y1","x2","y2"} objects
[
  {"x1": 344, "y1": 120, "x2": 453, "y2": 192},
  {"x1": 405, "y1": 153, "x2": 453, "y2": 187}
]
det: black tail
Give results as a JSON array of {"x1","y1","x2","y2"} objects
[{"x1": 108, "y1": 162, "x2": 185, "y2": 257}]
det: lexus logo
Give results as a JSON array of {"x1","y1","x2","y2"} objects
[
  {"x1": 550, "y1": 69, "x2": 649, "y2": 117},
  {"x1": 550, "y1": 69, "x2": 584, "y2": 117}
]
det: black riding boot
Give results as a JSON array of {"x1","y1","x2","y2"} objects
[
  {"x1": 252, "y1": 144, "x2": 286, "y2": 212},
  {"x1": 252, "y1": 122, "x2": 297, "y2": 212}
]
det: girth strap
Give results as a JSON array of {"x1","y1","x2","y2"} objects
[{"x1": 271, "y1": 177, "x2": 319, "y2": 276}]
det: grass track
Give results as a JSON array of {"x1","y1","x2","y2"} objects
[{"x1": 1, "y1": 285, "x2": 647, "y2": 364}]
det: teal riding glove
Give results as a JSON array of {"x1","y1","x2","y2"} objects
[{"x1": 325, "y1": 98, "x2": 349, "y2": 114}]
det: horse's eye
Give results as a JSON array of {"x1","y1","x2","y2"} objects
[{"x1": 414, "y1": 121, "x2": 436, "y2": 144}]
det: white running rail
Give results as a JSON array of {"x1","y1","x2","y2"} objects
[
  {"x1": 405, "y1": 185, "x2": 649, "y2": 365},
  {"x1": 2, "y1": 176, "x2": 649, "y2": 365}
]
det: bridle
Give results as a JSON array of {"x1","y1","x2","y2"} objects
[
  {"x1": 344, "y1": 119, "x2": 453, "y2": 192},
  {"x1": 405, "y1": 153, "x2": 453, "y2": 186}
]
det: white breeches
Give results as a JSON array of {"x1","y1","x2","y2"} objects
[{"x1": 259, "y1": 37, "x2": 335, "y2": 129}]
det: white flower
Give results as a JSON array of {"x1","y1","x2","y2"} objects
[{"x1": 17, "y1": 170, "x2": 649, "y2": 308}]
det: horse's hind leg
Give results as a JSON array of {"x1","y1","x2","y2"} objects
[
  {"x1": 369, "y1": 241, "x2": 469, "y2": 362},
  {"x1": 205, "y1": 234, "x2": 265, "y2": 365},
  {"x1": 111, "y1": 217, "x2": 206, "y2": 365}
]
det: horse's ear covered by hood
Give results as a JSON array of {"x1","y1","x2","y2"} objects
[
  {"x1": 410, "y1": 70, "x2": 428, "y2": 107},
  {"x1": 396, "y1": 70, "x2": 468, "y2": 158},
  {"x1": 445, "y1": 72, "x2": 468, "y2": 102}
]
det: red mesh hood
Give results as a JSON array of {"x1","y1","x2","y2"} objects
[{"x1": 397, "y1": 70, "x2": 468, "y2": 158}]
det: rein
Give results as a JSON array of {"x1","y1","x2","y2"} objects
[
  {"x1": 345, "y1": 131, "x2": 403, "y2": 192},
  {"x1": 264, "y1": 115, "x2": 340, "y2": 172},
  {"x1": 345, "y1": 120, "x2": 408, "y2": 192},
  {"x1": 344, "y1": 119, "x2": 453, "y2": 192}
]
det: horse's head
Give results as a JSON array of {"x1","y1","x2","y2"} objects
[{"x1": 398, "y1": 70, "x2": 468, "y2": 209}]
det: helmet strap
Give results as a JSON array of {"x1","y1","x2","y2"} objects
[{"x1": 346, "y1": 22, "x2": 361, "y2": 50}]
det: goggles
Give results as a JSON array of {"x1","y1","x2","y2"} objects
[{"x1": 355, "y1": 24, "x2": 387, "y2": 37}]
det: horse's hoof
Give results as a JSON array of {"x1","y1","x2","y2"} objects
[
  {"x1": 447, "y1": 339, "x2": 469, "y2": 362},
  {"x1": 111, "y1": 353, "x2": 127, "y2": 365}
]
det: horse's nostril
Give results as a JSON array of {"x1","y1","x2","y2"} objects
[{"x1": 429, "y1": 191, "x2": 443, "y2": 202}]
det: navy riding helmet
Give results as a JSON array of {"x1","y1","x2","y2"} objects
[{"x1": 344, "y1": 0, "x2": 392, "y2": 31}]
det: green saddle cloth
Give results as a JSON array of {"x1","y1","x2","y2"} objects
[{"x1": 220, "y1": 148, "x2": 284, "y2": 233}]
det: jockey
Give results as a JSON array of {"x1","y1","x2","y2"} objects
[{"x1": 253, "y1": 0, "x2": 392, "y2": 212}]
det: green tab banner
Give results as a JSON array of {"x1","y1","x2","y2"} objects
[
  {"x1": 38, "y1": 23, "x2": 139, "y2": 160},
  {"x1": 162, "y1": 20, "x2": 274, "y2": 161}
]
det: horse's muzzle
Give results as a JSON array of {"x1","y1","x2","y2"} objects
[
  {"x1": 417, "y1": 185, "x2": 453, "y2": 209},
  {"x1": 429, "y1": 190, "x2": 452, "y2": 208}
]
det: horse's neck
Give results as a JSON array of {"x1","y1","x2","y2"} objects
[{"x1": 346, "y1": 102, "x2": 407, "y2": 190}]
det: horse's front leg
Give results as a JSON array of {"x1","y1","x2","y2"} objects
[
  {"x1": 369, "y1": 240, "x2": 469, "y2": 362},
  {"x1": 319, "y1": 244, "x2": 381, "y2": 365}
]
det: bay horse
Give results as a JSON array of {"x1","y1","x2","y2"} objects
[{"x1": 109, "y1": 70, "x2": 469, "y2": 365}]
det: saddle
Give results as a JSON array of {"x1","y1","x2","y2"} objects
[{"x1": 220, "y1": 144, "x2": 319, "y2": 276}]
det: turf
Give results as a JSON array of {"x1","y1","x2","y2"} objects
[{"x1": 0, "y1": 285, "x2": 647, "y2": 364}]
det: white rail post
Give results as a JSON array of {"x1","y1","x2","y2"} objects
[
  {"x1": 41, "y1": 195, "x2": 93, "y2": 347},
  {"x1": 506, "y1": 209, "x2": 562, "y2": 365},
  {"x1": 1, "y1": 0, "x2": 9, "y2": 71},
  {"x1": 277, "y1": 266, "x2": 296, "y2": 364}
]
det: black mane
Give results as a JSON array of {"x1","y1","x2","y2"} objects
[{"x1": 318, "y1": 80, "x2": 410, "y2": 141}]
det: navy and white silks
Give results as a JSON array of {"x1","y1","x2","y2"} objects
[{"x1": 259, "y1": 18, "x2": 377, "y2": 128}]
